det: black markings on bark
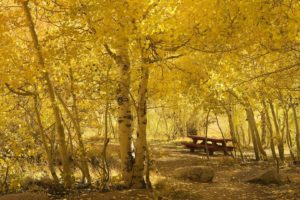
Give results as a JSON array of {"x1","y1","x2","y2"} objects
[
  {"x1": 126, "y1": 124, "x2": 131, "y2": 127},
  {"x1": 117, "y1": 97, "x2": 129, "y2": 105},
  {"x1": 117, "y1": 97, "x2": 124, "y2": 105},
  {"x1": 124, "y1": 115, "x2": 133, "y2": 120},
  {"x1": 126, "y1": 152, "x2": 135, "y2": 171},
  {"x1": 123, "y1": 64, "x2": 129, "y2": 70}
]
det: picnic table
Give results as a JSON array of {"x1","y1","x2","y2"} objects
[{"x1": 182, "y1": 135, "x2": 235, "y2": 156}]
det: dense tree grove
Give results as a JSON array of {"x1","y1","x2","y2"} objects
[{"x1": 0, "y1": 0, "x2": 299, "y2": 195}]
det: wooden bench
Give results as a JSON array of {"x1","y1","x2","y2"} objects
[{"x1": 182, "y1": 135, "x2": 235, "y2": 156}]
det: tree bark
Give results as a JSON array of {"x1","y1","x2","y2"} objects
[
  {"x1": 33, "y1": 96, "x2": 59, "y2": 184},
  {"x1": 61, "y1": 117, "x2": 74, "y2": 157},
  {"x1": 226, "y1": 109, "x2": 244, "y2": 160},
  {"x1": 21, "y1": 1, "x2": 72, "y2": 188},
  {"x1": 264, "y1": 101, "x2": 278, "y2": 161},
  {"x1": 204, "y1": 109, "x2": 211, "y2": 159},
  {"x1": 240, "y1": 126, "x2": 246, "y2": 147},
  {"x1": 109, "y1": 112, "x2": 116, "y2": 139},
  {"x1": 99, "y1": 65, "x2": 112, "y2": 190},
  {"x1": 100, "y1": 100, "x2": 110, "y2": 189},
  {"x1": 246, "y1": 108, "x2": 260, "y2": 161},
  {"x1": 56, "y1": 93, "x2": 90, "y2": 184},
  {"x1": 69, "y1": 69, "x2": 91, "y2": 184},
  {"x1": 261, "y1": 110, "x2": 267, "y2": 146},
  {"x1": 285, "y1": 107, "x2": 295, "y2": 162},
  {"x1": 269, "y1": 101, "x2": 285, "y2": 161},
  {"x1": 250, "y1": 107, "x2": 267, "y2": 159},
  {"x1": 246, "y1": 107, "x2": 267, "y2": 160},
  {"x1": 105, "y1": 43, "x2": 134, "y2": 187},
  {"x1": 132, "y1": 63, "x2": 149, "y2": 188},
  {"x1": 247, "y1": 125, "x2": 252, "y2": 146}
]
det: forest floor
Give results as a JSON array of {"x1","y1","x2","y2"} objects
[
  {"x1": 149, "y1": 143, "x2": 300, "y2": 200},
  {"x1": 1, "y1": 142, "x2": 300, "y2": 200}
]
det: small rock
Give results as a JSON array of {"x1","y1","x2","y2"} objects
[
  {"x1": 247, "y1": 169, "x2": 282, "y2": 185},
  {"x1": 173, "y1": 166, "x2": 214, "y2": 182}
]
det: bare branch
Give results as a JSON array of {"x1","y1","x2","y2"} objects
[
  {"x1": 5, "y1": 83, "x2": 35, "y2": 96},
  {"x1": 188, "y1": 45, "x2": 238, "y2": 53},
  {"x1": 233, "y1": 63, "x2": 300, "y2": 87},
  {"x1": 140, "y1": 1, "x2": 160, "y2": 22},
  {"x1": 144, "y1": 54, "x2": 184, "y2": 64},
  {"x1": 104, "y1": 44, "x2": 119, "y2": 61}
]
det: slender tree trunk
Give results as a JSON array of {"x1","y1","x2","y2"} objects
[
  {"x1": 235, "y1": 126, "x2": 241, "y2": 147},
  {"x1": 21, "y1": 1, "x2": 72, "y2": 188},
  {"x1": 215, "y1": 114, "x2": 230, "y2": 157},
  {"x1": 69, "y1": 69, "x2": 91, "y2": 184},
  {"x1": 56, "y1": 93, "x2": 91, "y2": 184},
  {"x1": 33, "y1": 96, "x2": 59, "y2": 184},
  {"x1": 291, "y1": 104, "x2": 300, "y2": 159},
  {"x1": 246, "y1": 109, "x2": 260, "y2": 161},
  {"x1": 269, "y1": 101, "x2": 285, "y2": 161},
  {"x1": 44, "y1": 75, "x2": 72, "y2": 187},
  {"x1": 247, "y1": 125, "x2": 252, "y2": 146},
  {"x1": 109, "y1": 112, "x2": 116, "y2": 139},
  {"x1": 204, "y1": 109, "x2": 211, "y2": 159},
  {"x1": 227, "y1": 109, "x2": 244, "y2": 160},
  {"x1": 285, "y1": 107, "x2": 295, "y2": 162},
  {"x1": 240, "y1": 126, "x2": 246, "y2": 147},
  {"x1": 215, "y1": 114, "x2": 225, "y2": 141},
  {"x1": 261, "y1": 110, "x2": 267, "y2": 146},
  {"x1": 144, "y1": 143, "x2": 152, "y2": 189},
  {"x1": 100, "y1": 100, "x2": 110, "y2": 189},
  {"x1": 264, "y1": 101, "x2": 278, "y2": 161},
  {"x1": 247, "y1": 107, "x2": 267, "y2": 160},
  {"x1": 61, "y1": 117, "x2": 74, "y2": 156},
  {"x1": 99, "y1": 65, "x2": 112, "y2": 190},
  {"x1": 105, "y1": 43, "x2": 134, "y2": 187},
  {"x1": 132, "y1": 62, "x2": 149, "y2": 188}
]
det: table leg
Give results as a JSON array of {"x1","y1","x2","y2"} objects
[{"x1": 222, "y1": 141, "x2": 228, "y2": 156}]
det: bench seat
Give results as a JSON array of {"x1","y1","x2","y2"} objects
[{"x1": 182, "y1": 142, "x2": 235, "y2": 155}]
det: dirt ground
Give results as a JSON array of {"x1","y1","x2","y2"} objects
[
  {"x1": 1, "y1": 142, "x2": 300, "y2": 200},
  {"x1": 151, "y1": 143, "x2": 300, "y2": 200}
]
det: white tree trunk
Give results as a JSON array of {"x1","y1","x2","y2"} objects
[
  {"x1": 105, "y1": 42, "x2": 134, "y2": 186},
  {"x1": 132, "y1": 63, "x2": 149, "y2": 188}
]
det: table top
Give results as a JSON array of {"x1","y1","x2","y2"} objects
[{"x1": 188, "y1": 135, "x2": 232, "y2": 142}]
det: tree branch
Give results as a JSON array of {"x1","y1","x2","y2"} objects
[
  {"x1": 140, "y1": 1, "x2": 160, "y2": 22},
  {"x1": 233, "y1": 63, "x2": 300, "y2": 87},
  {"x1": 144, "y1": 54, "x2": 184, "y2": 64},
  {"x1": 5, "y1": 83, "x2": 35, "y2": 96},
  {"x1": 104, "y1": 43, "x2": 119, "y2": 61}
]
